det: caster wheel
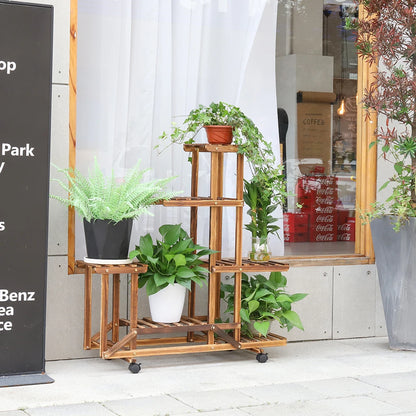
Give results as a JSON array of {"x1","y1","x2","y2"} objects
[
  {"x1": 256, "y1": 353, "x2": 268, "y2": 363},
  {"x1": 128, "y1": 362, "x2": 141, "y2": 374}
]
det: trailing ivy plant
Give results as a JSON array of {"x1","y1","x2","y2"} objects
[
  {"x1": 347, "y1": 0, "x2": 416, "y2": 230},
  {"x1": 51, "y1": 159, "x2": 178, "y2": 223},
  {"x1": 129, "y1": 224, "x2": 216, "y2": 295},
  {"x1": 159, "y1": 102, "x2": 288, "y2": 246},
  {"x1": 221, "y1": 272, "x2": 307, "y2": 338}
]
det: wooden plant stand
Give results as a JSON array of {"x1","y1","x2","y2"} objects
[{"x1": 79, "y1": 144, "x2": 289, "y2": 372}]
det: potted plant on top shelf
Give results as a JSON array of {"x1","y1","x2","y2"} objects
[
  {"x1": 129, "y1": 223, "x2": 216, "y2": 323},
  {"x1": 159, "y1": 101, "x2": 288, "y2": 259},
  {"x1": 348, "y1": 0, "x2": 416, "y2": 350},
  {"x1": 51, "y1": 158, "x2": 178, "y2": 265}
]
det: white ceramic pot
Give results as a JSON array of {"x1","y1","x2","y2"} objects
[{"x1": 148, "y1": 283, "x2": 186, "y2": 323}]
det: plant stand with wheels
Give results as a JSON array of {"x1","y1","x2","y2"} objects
[{"x1": 78, "y1": 144, "x2": 289, "y2": 372}]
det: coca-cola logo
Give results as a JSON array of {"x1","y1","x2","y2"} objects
[
  {"x1": 338, "y1": 223, "x2": 351, "y2": 231},
  {"x1": 338, "y1": 233, "x2": 351, "y2": 241},
  {"x1": 315, "y1": 206, "x2": 335, "y2": 214},
  {"x1": 315, "y1": 196, "x2": 335, "y2": 206},
  {"x1": 316, "y1": 215, "x2": 335, "y2": 223},
  {"x1": 316, "y1": 233, "x2": 334, "y2": 241},
  {"x1": 316, "y1": 224, "x2": 334, "y2": 232},
  {"x1": 317, "y1": 187, "x2": 335, "y2": 196}
]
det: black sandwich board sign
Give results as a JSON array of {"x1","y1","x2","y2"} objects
[{"x1": 0, "y1": 1, "x2": 53, "y2": 386}]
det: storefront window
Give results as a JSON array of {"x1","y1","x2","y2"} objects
[{"x1": 277, "y1": 1, "x2": 358, "y2": 256}]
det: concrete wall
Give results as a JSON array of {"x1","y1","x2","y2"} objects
[{"x1": 36, "y1": 1, "x2": 387, "y2": 360}]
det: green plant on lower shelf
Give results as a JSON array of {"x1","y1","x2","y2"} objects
[
  {"x1": 129, "y1": 224, "x2": 216, "y2": 295},
  {"x1": 221, "y1": 272, "x2": 307, "y2": 338}
]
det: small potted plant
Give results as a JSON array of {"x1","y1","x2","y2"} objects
[
  {"x1": 160, "y1": 101, "x2": 289, "y2": 258},
  {"x1": 51, "y1": 159, "x2": 177, "y2": 264},
  {"x1": 221, "y1": 272, "x2": 307, "y2": 338},
  {"x1": 159, "y1": 101, "x2": 257, "y2": 145},
  {"x1": 244, "y1": 177, "x2": 281, "y2": 261},
  {"x1": 129, "y1": 224, "x2": 215, "y2": 323}
]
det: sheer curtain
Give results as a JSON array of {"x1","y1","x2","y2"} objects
[{"x1": 76, "y1": 0, "x2": 282, "y2": 259}]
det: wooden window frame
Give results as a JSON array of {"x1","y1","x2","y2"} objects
[{"x1": 67, "y1": 2, "x2": 376, "y2": 274}]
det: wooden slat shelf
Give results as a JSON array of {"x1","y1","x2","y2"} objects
[
  {"x1": 208, "y1": 258, "x2": 290, "y2": 273},
  {"x1": 119, "y1": 316, "x2": 239, "y2": 335},
  {"x1": 159, "y1": 196, "x2": 244, "y2": 207},
  {"x1": 184, "y1": 143, "x2": 239, "y2": 153}
]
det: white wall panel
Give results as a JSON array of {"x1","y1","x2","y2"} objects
[
  {"x1": 276, "y1": 266, "x2": 333, "y2": 342},
  {"x1": 333, "y1": 264, "x2": 377, "y2": 339},
  {"x1": 48, "y1": 85, "x2": 69, "y2": 255},
  {"x1": 375, "y1": 270, "x2": 388, "y2": 336}
]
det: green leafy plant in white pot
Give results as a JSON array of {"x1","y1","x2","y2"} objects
[
  {"x1": 129, "y1": 224, "x2": 216, "y2": 323},
  {"x1": 221, "y1": 272, "x2": 307, "y2": 338},
  {"x1": 51, "y1": 159, "x2": 178, "y2": 264}
]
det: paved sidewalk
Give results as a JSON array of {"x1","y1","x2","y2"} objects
[{"x1": 1, "y1": 337, "x2": 416, "y2": 415}]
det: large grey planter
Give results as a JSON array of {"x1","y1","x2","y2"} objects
[{"x1": 371, "y1": 216, "x2": 416, "y2": 350}]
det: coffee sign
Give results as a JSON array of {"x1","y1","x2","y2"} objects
[{"x1": 0, "y1": 1, "x2": 53, "y2": 384}]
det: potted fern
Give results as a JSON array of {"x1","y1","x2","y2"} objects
[
  {"x1": 51, "y1": 159, "x2": 177, "y2": 264},
  {"x1": 129, "y1": 224, "x2": 215, "y2": 323}
]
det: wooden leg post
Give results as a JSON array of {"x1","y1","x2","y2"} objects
[
  {"x1": 100, "y1": 273, "x2": 109, "y2": 358},
  {"x1": 84, "y1": 265, "x2": 92, "y2": 350},
  {"x1": 112, "y1": 274, "x2": 120, "y2": 344}
]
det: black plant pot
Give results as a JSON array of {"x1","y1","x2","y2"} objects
[
  {"x1": 371, "y1": 216, "x2": 416, "y2": 350},
  {"x1": 83, "y1": 218, "x2": 133, "y2": 264}
]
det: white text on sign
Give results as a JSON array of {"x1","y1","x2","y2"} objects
[{"x1": 0, "y1": 59, "x2": 16, "y2": 74}]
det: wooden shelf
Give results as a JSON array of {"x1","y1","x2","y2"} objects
[
  {"x1": 159, "y1": 197, "x2": 244, "y2": 207},
  {"x1": 184, "y1": 143, "x2": 239, "y2": 153},
  {"x1": 209, "y1": 258, "x2": 289, "y2": 273}
]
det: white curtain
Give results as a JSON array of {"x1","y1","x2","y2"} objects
[{"x1": 76, "y1": 0, "x2": 282, "y2": 259}]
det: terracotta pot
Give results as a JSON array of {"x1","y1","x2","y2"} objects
[{"x1": 204, "y1": 125, "x2": 233, "y2": 145}]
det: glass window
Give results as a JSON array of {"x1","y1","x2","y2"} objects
[{"x1": 277, "y1": 1, "x2": 358, "y2": 256}]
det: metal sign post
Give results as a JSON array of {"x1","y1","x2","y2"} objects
[{"x1": 0, "y1": 1, "x2": 53, "y2": 386}]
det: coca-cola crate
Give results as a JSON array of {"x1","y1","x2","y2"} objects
[
  {"x1": 310, "y1": 212, "x2": 337, "y2": 226},
  {"x1": 283, "y1": 212, "x2": 309, "y2": 232},
  {"x1": 284, "y1": 231, "x2": 309, "y2": 243},
  {"x1": 309, "y1": 230, "x2": 337, "y2": 242},
  {"x1": 309, "y1": 210, "x2": 337, "y2": 242},
  {"x1": 283, "y1": 212, "x2": 309, "y2": 243},
  {"x1": 337, "y1": 217, "x2": 355, "y2": 242},
  {"x1": 297, "y1": 176, "x2": 338, "y2": 212}
]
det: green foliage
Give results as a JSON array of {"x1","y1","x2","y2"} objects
[
  {"x1": 221, "y1": 272, "x2": 307, "y2": 338},
  {"x1": 159, "y1": 101, "x2": 289, "y2": 241},
  {"x1": 353, "y1": 0, "x2": 416, "y2": 230},
  {"x1": 159, "y1": 101, "x2": 288, "y2": 208},
  {"x1": 129, "y1": 224, "x2": 216, "y2": 295},
  {"x1": 50, "y1": 159, "x2": 178, "y2": 223},
  {"x1": 244, "y1": 178, "x2": 280, "y2": 243}
]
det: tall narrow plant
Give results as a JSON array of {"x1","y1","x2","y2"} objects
[{"x1": 348, "y1": 1, "x2": 416, "y2": 229}]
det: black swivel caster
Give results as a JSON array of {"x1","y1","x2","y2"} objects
[
  {"x1": 128, "y1": 362, "x2": 141, "y2": 373},
  {"x1": 256, "y1": 353, "x2": 268, "y2": 363}
]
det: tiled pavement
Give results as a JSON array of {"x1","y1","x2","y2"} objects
[{"x1": 1, "y1": 337, "x2": 416, "y2": 415}]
